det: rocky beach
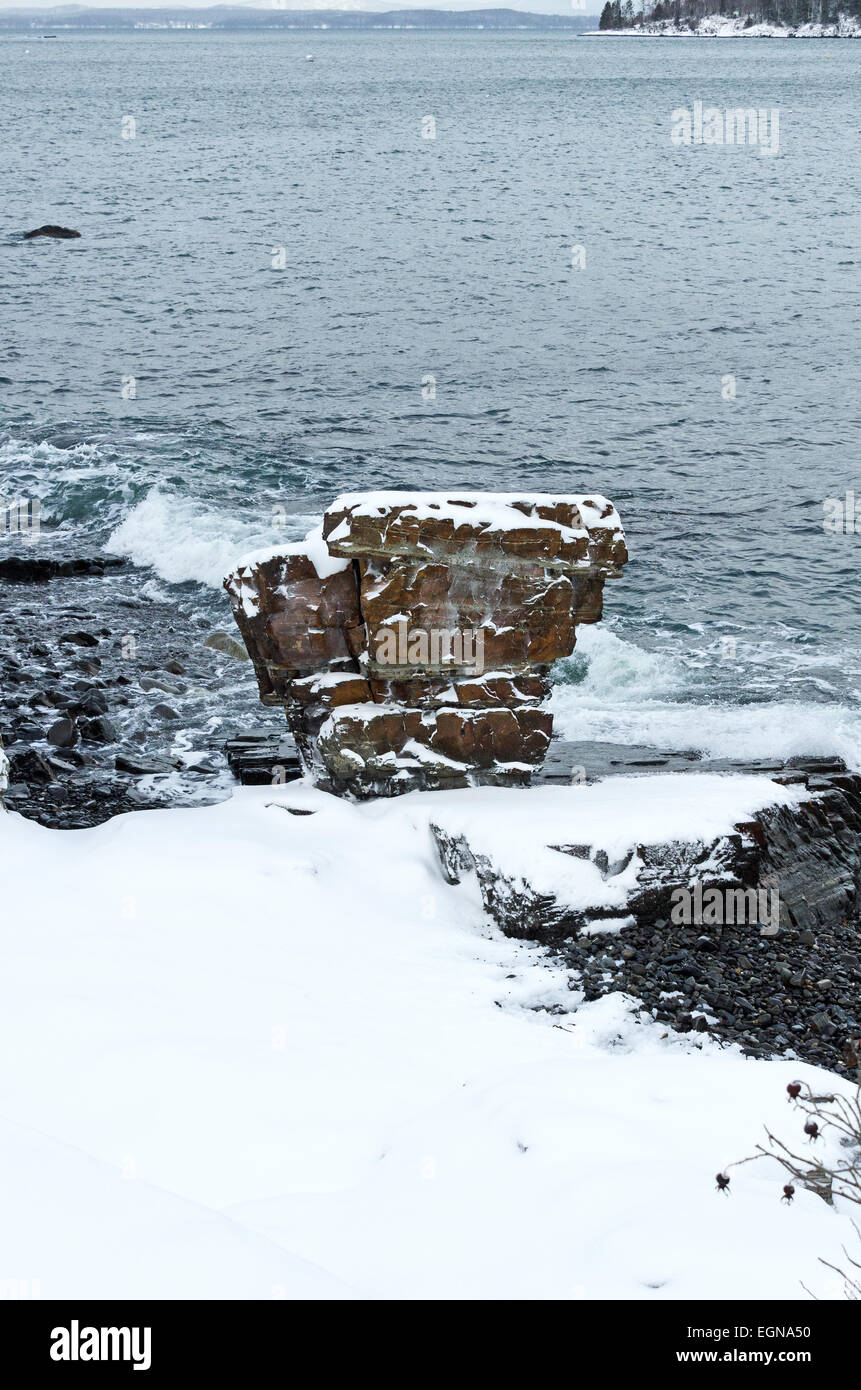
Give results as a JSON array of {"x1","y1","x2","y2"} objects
[{"x1": 0, "y1": 546, "x2": 284, "y2": 828}]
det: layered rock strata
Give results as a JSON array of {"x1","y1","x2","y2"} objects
[
  {"x1": 430, "y1": 767, "x2": 861, "y2": 942},
  {"x1": 225, "y1": 492, "x2": 627, "y2": 796},
  {"x1": 429, "y1": 764, "x2": 861, "y2": 1073}
]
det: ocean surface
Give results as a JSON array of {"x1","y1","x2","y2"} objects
[{"x1": 3, "y1": 31, "x2": 861, "y2": 784}]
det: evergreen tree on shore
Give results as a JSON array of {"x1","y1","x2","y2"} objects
[{"x1": 635, "y1": 0, "x2": 860, "y2": 23}]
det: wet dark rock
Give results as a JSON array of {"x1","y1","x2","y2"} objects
[
  {"x1": 204, "y1": 631, "x2": 249, "y2": 662},
  {"x1": 47, "y1": 691, "x2": 78, "y2": 711},
  {"x1": 23, "y1": 225, "x2": 81, "y2": 239},
  {"x1": 0, "y1": 562, "x2": 265, "y2": 827},
  {"x1": 115, "y1": 753, "x2": 175, "y2": 776},
  {"x1": 0, "y1": 556, "x2": 124, "y2": 583},
  {"x1": 46, "y1": 748, "x2": 83, "y2": 769},
  {"x1": 59, "y1": 632, "x2": 99, "y2": 648},
  {"x1": 47, "y1": 717, "x2": 78, "y2": 748},
  {"x1": 139, "y1": 676, "x2": 183, "y2": 695},
  {"x1": 14, "y1": 723, "x2": 44, "y2": 743},
  {"x1": 80, "y1": 717, "x2": 117, "y2": 744},
  {"x1": 224, "y1": 730, "x2": 302, "y2": 786},
  {"x1": 186, "y1": 756, "x2": 219, "y2": 775},
  {"x1": 73, "y1": 689, "x2": 109, "y2": 716},
  {"x1": 8, "y1": 747, "x2": 56, "y2": 783},
  {"x1": 152, "y1": 704, "x2": 180, "y2": 721}
]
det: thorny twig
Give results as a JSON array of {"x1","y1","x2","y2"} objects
[{"x1": 719, "y1": 1070, "x2": 861, "y2": 1299}]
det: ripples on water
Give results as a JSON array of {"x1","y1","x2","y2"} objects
[{"x1": 2, "y1": 33, "x2": 861, "y2": 761}]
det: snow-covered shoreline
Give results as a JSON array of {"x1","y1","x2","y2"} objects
[
  {"x1": 2, "y1": 777, "x2": 857, "y2": 1298},
  {"x1": 589, "y1": 14, "x2": 861, "y2": 36}
]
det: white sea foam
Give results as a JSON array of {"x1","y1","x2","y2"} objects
[
  {"x1": 106, "y1": 489, "x2": 317, "y2": 589},
  {"x1": 0, "y1": 438, "x2": 115, "y2": 517},
  {"x1": 552, "y1": 625, "x2": 861, "y2": 769}
]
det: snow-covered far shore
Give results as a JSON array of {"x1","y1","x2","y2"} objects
[
  {"x1": 1, "y1": 777, "x2": 857, "y2": 1299},
  {"x1": 588, "y1": 14, "x2": 861, "y2": 36}
]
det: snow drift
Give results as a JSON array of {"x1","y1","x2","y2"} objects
[{"x1": 0, "y1": 776, "x2": 857, "y2": 1299}]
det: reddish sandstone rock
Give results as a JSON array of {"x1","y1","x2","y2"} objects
[
  {"x1": 225, "y1": 547, "x2": 364, "y2": 703},
  {"x1": 428, "y1": 707, "x2": 553, "y2": 768},
  {"x1": 365, "y1": 672, "x2": 549, "y2": 709},
  {"x1": 359, "y1": 561, "x2": 581, "y2": 674},
  {"x1": 289, "y1": 673, "x2": 373, "y2": 709},
  {"x1": 224, "y1": 493, "x2": 626, "y2": 796},
  {"x1": 323, "y1": 492, "x2": 627, "y2": 573},
  {"x1": 313, "y1": 703, "x2": 552, "y2": 793}
]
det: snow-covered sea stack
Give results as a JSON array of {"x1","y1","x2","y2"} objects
[{"x1": 225, "y1": 492, "x2": 627, "y2": 796}]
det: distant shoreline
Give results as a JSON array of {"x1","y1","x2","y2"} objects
[
  {"x1": 585, "y1": 30, "x2": 860, "y2": 36},
  {"x1": 588, "y1": 16, "x2": 861, "y2": 38},
  {"x1": 0, "y1": 7, "x2": 590, "y2": 35}
]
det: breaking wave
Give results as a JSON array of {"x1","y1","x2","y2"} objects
[
  {"x1": 106, "y1": 489, "x2": 318, "y2": 589},
  {"x1": 551, "y1": 625, "x2": 861, "y2": 770}
]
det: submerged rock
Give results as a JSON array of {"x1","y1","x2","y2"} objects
[
  {"x1": 23, "y1": 225, "x2": 81, "y2": 239},
  {"x1": 204, "y1": 631, "x2": 250, "y2": 662},
  {"x1": 152, "y1": 703, "x2": 180, "y2": 721}
]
